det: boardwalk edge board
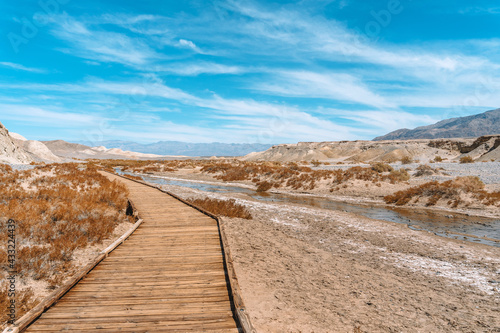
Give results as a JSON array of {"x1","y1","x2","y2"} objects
[
  {"x1": 2, "y1": 200, "x2": 143, "y2": 333},
  {"x1": 107, "y1": 172, "x2": 257, "y2": 333}
]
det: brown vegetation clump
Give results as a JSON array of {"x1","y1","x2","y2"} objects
[
  {"x1": 384, "y1": 176, "x2": 499, "y2": 208},
  {"x1": 123, "y1": 174, "x2": 143, "y2": 181},
  {"x1": 0, "y1": 164, "x2": 13, "y2": 174},
  {"x1": 311, "y1": 160, "x2": 321, "y2": 167},
  {"x1": 186, "y1": 198, "x2": 252, "y2": 219},
  {"x1": 414, "y1": 164, "x2": 438, "y2": 177},
  {"x1": 459, "y1": 156, "x2": 474, "y2": 164},
  {"x1": 387, "y1": 169, "x2": 410, "y2": 183},
  {"x1": 102, "y1": 159, "x2": 412, "y2": 193},
  {"x1": 370, "y1": 162, "x2": 393, "y2": 173},
  {"x1": 95, "y1": 159, "x2": 187, "y2": 174},
  {"x1": 400, "y1": 156, "x2": 414, "y2": 164},
  {"x1": 434, "y1": 156, "x2": 443, "y2": 162},
  {"x1": 0, "y1": 163, "x2": 132, "y2": 324},
  {"x1": 0, "y1": 283, "x2": 36, "y2": 325},
  {"x1": 256, "y1": 181, "x2": 274, "y2": 192}
]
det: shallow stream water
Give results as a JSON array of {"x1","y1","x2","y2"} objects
[{"x1": 117, "y1": 170, "x2": 500, "y2": 247}]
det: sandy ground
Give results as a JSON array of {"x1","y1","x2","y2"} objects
[{"x1": 159, "y1": 183, "x2": 500, "y2": 333}]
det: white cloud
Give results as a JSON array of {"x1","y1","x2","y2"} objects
[
  {"x1": 48, "y1": 15, "x2": 162, "y2": 67},
  {"x1": 326, "y1": 109, "x2": 440, "y2": 132},
  {"x1": 0, "y1": 104, "x2": 100, "y2": 126},
  {"x1": 0, "y1": 79, "x2": 365, "y2": 142},
  {"x1": 254, "y1": 70, "x2": 394, "y2": 108},
  {"x1": 177, "y1": 39, "x2": 203, "y2": 53},
  {"x1": 0, "y1": 62, "x2": 46, "y2": 73},
  {"x1": 221, "y1": 1, "x2": 496, "y2": 75},
  {"x1": 157, "y1": 62, "x2": 244, "y2": 76}
]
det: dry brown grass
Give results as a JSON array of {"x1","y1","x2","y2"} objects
[
  {"x1": 102, "y1": 159, "x2": 412, "y2": 192},
  {"x1": 256, "y1": 181, "x2": 273, "y2": 192},
  {"x1": 0, "y1": 164, "x2": 13, "y2": 174},
  {"x1": 459, "y1": 156, "x2": 474, "y2": 164},
  {"x1": 123, "y1": 174, "x2": 143, "y2": 181},
  {"x1": 370, "y1": 162, "x2": 393, "y2": 173},
  {"x1": 0, "y1": 282, "x2": 36, "y2": 325},
  {"x1": 199, "y1": 160, "x2": 411, "y2": 190},
  {"x1": 414, "y1": 164, "x2": 438, "y2": 177},
  {"x1": 384, "y1": 176, "x2": 500, "y2": 207},
  {"x1": 0, "y1": 163, "x2": 132, "y2": 325},
  {"x1": 400, "y1": 156, "x2": 414, "y2": 164},
  {"x1": 185, "y1": 198, "x2": 252, "y2": 219}
]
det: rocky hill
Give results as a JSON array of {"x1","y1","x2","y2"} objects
[
  {"x1": 43, "y1": 140, "x2": 167, "y2": 160},
  {"x1": 0, "y1": 122, "x2": 33, "y2": 164},
  {"x1": 243, "y1": 135, "x2": 500, "y2": 163},
  {"x1": 10, "y1": 133, "x2": 61, "y2": 163},
  {"x1": 374, "y1": 108, "x2": 500, "y2": 141}
]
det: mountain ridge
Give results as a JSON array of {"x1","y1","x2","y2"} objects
[
  {"x1": 76, "y1": 140, "x2": 275, "y2": 157},
  {"x1": 374, "y1": 108, "x2": 500, "y2": 141}
]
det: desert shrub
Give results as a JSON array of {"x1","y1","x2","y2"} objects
[
  {"x1": 124, "y1": 174, "x2": 143, "y2": 181},
  {"x1": 0, "y1": 283, "x2": 36, "y2": 325},
  {"x1": 459, "y1": 156, "x2": 474, "y2": 164},
  {"x1": 434, "y1": 156, "x2": 443, "y2": 162},
  {"x1": 186, "y1": 198, "x2": 252, "y2": 219},
  {"x1": 105, "y1": 159, "x2": 413, "y2": 193},
  {"x1": 311, "y1": 160, "x2": 321, "y2": 167},
  {"x1": 0, "y1": 164, "x2": 12, "y2": 174},
  {"x1": 256, "y1": 181, "x2": 273, "y2": 192},
  {"x1": 387, "y1": 169, "x2": 410, "y2": 183},
  {"x1": 370, "y1": 162, "x2": 393, "y2": 173},
  {"x1": 0, "y1": 163, "x2": 132, "y2": 326},
  {"x1": 400, "y1": 156, "x2": 413, "y2": 164},
  {"x1": 384, "y1": 176, "x2": 497, "y2": 207},
  {"x1": 414, "y1": 165, "x2": 437, "y2": 177}
]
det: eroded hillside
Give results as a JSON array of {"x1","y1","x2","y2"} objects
[{"x1": 244, "y1": 136, "x2": 500, "y2": 163}]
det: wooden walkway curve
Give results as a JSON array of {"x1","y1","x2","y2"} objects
[{"x1": 22, "y1": 173, "x2": 244, "y2": 332}]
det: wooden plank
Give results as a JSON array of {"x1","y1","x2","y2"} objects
[
  {"x1": 26, "y1": 320, "x2": 238, "y2": 332},
  {"x1": 35, "y1": 312, "x2": 235, "y2": 322},
  {"x1": 54, "y1": 296, "x2": 231, "y2": 306}
]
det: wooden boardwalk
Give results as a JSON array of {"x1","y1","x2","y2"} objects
[{"x1": 23, "y1": 173, "x2": 241, "y2": 332}]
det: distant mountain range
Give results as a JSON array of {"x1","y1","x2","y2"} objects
[
  {"x1": 374, "y1": 108, "x2": 500, "y2": 141},
  {"x1": 77, "y1": 140, "x2": 275, "y2": 157}
]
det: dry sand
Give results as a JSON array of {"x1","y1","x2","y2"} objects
[{"x1": 160, "y1": 183, "x2": 500, "y2": 333}]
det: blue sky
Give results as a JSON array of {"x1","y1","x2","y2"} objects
[{"x1": 0, "y1": 0, "x2": 499, "y2": 144}]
